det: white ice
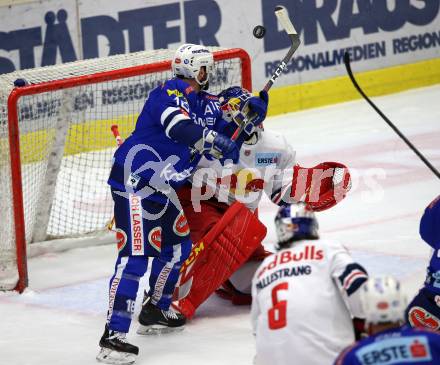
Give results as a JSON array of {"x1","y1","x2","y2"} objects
[{"x1": 1, "y1": 85, "x2": 439, "y2": 365}]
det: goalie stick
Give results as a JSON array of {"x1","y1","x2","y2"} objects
[
  {"x1": 344, "y1": 52, "x2": 440, "y2": 180},
  {"x1": 231, "y1": 5, "x2": 301, "y2": 141}
]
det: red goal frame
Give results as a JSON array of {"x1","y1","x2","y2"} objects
[{"x1": 7, "y1": 48, "x2": 252, "y2": 293}]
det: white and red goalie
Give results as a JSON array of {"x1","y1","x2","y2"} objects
[{"x1": 173, "y1": 87, "x2": 351, "y2": 318}]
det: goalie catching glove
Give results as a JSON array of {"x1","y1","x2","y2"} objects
[{"x1": 290, "y1": 161, "x2": 352, "y2": 212}]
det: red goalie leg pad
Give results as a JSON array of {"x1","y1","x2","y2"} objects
[
  {"x1": 291, "y1": 161, "x2": 352, "y2": 212},
  {"x1": 172, "y1": 201, "x2": 267, "y2": 318}
]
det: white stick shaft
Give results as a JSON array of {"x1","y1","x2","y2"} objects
[{"x1": 275, "y1": 6, "x2": 297, "y2": 35}]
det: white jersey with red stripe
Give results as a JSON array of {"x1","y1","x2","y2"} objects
[
  {"x1": 193, "y1": 129, "x2": 296, "y2": 211},
  {"x1": 250, "y1": 239, "x2": 368, "y2": 365}
]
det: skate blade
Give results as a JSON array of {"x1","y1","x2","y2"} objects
[
  {"x1": 96, "y1": 347, "x2": 136, "y2": 365},
  {"x1": 136, "y1": 324, "x2": 185, "y2": 336}
]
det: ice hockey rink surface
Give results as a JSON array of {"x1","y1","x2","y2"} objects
[{"x1": 1, "y1": 84, "x2": 439, "y2": 365}]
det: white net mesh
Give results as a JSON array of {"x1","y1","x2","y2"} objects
[{"x1": 0, "y1": 47, "x2": 248, "y2": 290}]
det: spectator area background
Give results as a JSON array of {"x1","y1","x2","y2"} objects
[{"x1": 0, "y1": 0, "x2": 439, "y2": 115}]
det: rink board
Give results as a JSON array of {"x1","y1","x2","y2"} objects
[
  {"x1": 13, "y1": 56, "x2": 440, "y2": 164},
  {"x1": 268, "y1": 57, "x2": 440, "y2": 116}
]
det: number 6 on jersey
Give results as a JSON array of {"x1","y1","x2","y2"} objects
[{"x1": 268, "y1": 282, "x2": 289, "y2": 330}]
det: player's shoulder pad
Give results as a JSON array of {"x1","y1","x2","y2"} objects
[
  {"x1": 316, "y1": 238, "x2": 347, "y2": 252},
  {"x1": 259, "y1": 129, "x2": 295, "y2": 163},
  {"x1": 162, "y1": 78, "x2": 197, "y2": 99},
  {"x1": 199, "y1": 90, "x2": 220, "y2": 102},
  {"x1": 260, "y1": 129, "x2": 289, "y2": 150},
  {"x1": 302, "y1": 239, "x2": 349, "y2": 260}
]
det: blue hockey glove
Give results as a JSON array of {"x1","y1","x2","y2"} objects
[
  {"x1": 240, "y1": 90, "x2": 269, "y2": 136},
  {"x1": 213, "y1": 132, "x2": 239, "y2": 164},
  {"x1": 247, "y1": 90, "x2": 268, "y2": 126}
]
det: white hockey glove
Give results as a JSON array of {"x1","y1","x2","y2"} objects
[{"x1": 194, "y1": 129, "x2": 239, "y2": 164}]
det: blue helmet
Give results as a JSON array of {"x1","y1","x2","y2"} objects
[
  {"x1": 218, "y1": 86, "x2": 252, "y2": 125},
  {"x1": 274, "y1": 203, "x2": 319, "y2": 250}
]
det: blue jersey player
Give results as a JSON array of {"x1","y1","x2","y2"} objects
[
  {"x1": 334, "y1": 276, "x2": 440, "y2": 365},
  {"x1": 405, "y1": 195, "x2": 440, "y2": 331},
  {"x1": 96, "y1": 43, "x2": 268, "y2": 365}
]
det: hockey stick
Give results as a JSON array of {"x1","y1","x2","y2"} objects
[
  {"x1": 106, "y1": 124, "x2": 124, "y2": 231},
  {"x1": 343, "y1": 52, "x2": 440, "y2": 180},
  {"x1": 111, "y1": 124, "x2": 124, "y2": 147},
  {"x1": 231, "y1": 5, "x2": 301, "y2": 141}
]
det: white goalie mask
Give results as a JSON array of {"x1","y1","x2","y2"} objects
[
  {"x1": 360, "y1": 276, "x2": 408, "y2": 325},
  {"x1": 172, "y1": 44, "x2": 214, "y2": 88}
]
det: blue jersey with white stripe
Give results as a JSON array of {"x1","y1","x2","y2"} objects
[
  {"x1": 108, "y1": 79, "x2": 228, "y2": 194},
  {"x1": 334, "y1": 326, "x2": 440, "y2": 365}
]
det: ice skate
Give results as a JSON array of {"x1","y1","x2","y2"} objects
[
  {"x1": 137, "y1": 296, "x2": 186, "y2": 335},
  {"x1": 96, "y1": 325, "x2": 138, "y2": 365}
]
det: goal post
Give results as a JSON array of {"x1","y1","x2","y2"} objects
[{"x1": 0, "y1": 47, "x2": 252, "y2": 293}]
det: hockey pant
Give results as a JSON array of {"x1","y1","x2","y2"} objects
[
  {"x1": 106, "y1": 189, "x2": 192, "y2": 333},
  {"x1": 178, "y1": 185, "x2": 270, "y2": 303},
  {"x1": 406, "y1": 288, "x2": 440, "y2": 330}
]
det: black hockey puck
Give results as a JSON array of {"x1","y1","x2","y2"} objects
[
  {"x1": 253, "y1": 25, "x2": 266, "y2": 39},
  {"x1": 13, "y1": 78, "x2": 28, "y2": 87}
]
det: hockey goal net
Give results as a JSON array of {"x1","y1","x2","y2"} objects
[{"x1": 0, "y1": 47, "x2": 251, "y2": 292}]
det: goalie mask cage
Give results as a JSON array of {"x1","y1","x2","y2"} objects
[{"x1": 0, "y1": 47, "x2": 251, "y2": 293}]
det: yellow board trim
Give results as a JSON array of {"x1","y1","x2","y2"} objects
[
  {"x1": 267, "y1": 57, "x2": 440, "y2": 116},
  {"x1": 18, "y1": 115, "x2": 138, "y2": 164}
]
